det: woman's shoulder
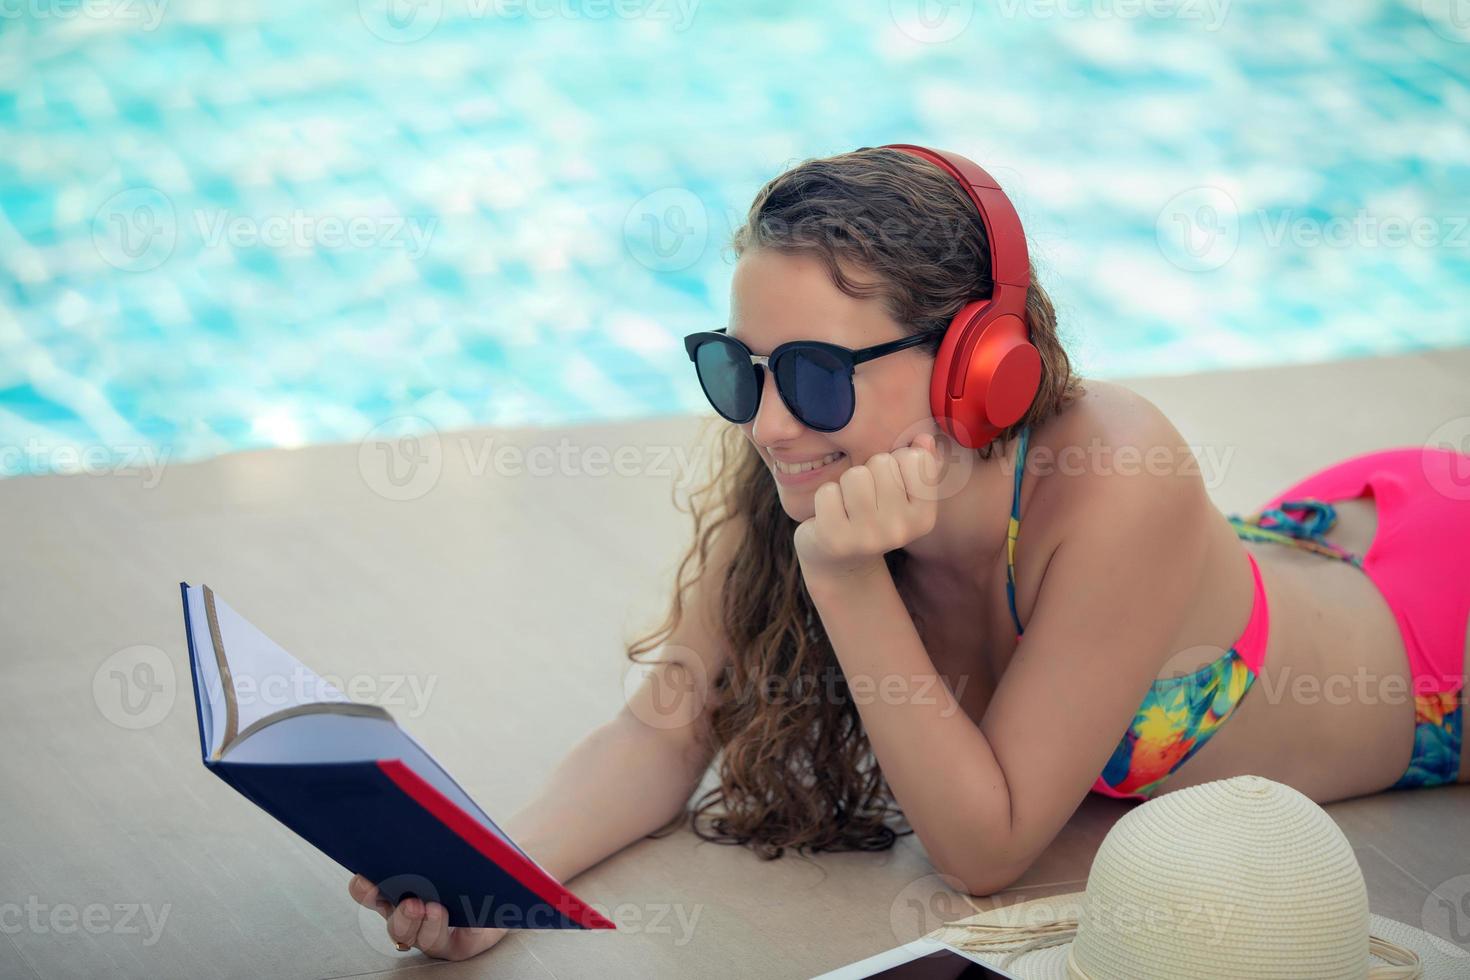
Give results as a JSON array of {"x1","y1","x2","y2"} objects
[
  {"x1": 1028, "y1": 378, "x2": 1208, "y2": 526},
  {"x1": 1016, "y1": 383, "x2": 1217, "y2": 642},
  {"x1": 1039, "y1": 377, "x2": 1178, "y2": 448}
]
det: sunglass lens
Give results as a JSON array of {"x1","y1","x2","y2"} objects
[
  {"x1": 694, "y1": 338, "x2": 758, "y2": 423},
  {"x1": 776, "y1": 347, "x2": 852, "y2": 431}
]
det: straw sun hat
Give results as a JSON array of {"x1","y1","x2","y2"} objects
[{"x1": 929, "y1": 775, "x2": 1466, "y2": 979}]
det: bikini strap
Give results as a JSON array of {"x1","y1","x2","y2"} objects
[
  {"x1": 1006, "y1": 425, "x2": 1030, "y2": 638},
  {"x1": 1226, "y1": 498, "x2": 1364, "y2": 568}
]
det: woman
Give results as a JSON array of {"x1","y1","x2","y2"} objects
[{"x1": 349, "y1": 145, "x2": 1469, "y2": 960}]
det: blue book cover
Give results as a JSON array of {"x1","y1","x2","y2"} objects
[{"x1": 179, "y1": 582, "x2": 614, "y2": 931}]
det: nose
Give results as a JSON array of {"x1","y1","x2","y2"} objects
[{"x1": 748, "y1": 365, "x2": 804, "y2": 444}]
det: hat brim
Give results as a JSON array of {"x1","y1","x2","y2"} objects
[{"x1": 931, "y1": 893, "x2": 1470, "y2": 980}]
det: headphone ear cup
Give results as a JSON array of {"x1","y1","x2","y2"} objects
[
  {"x1": 929, "y1": 305, "x2": 975, "y2": 447},
  {"x1": 929, "y1": 311, "x2": 1041, "y2": 449},
  {"x1": 980, "y1": 317, "x2": 1041, "y2": 428}
]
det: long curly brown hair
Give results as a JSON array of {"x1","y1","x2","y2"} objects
[{"x1": 626, "y1": 146, "x2": 1085, "y2": 861}]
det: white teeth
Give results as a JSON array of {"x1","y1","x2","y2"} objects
[{"x1": 774, "y1": 451, "x2": 844, "y2": 475}]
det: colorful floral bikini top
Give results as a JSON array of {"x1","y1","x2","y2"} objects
[{"x1": 1005, "y1": 424, "x2": 1364, "y2": 801}]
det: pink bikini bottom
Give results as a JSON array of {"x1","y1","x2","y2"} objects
[
  {"x1": 1254, "y1": 446, "x2": 1469, "y2": 789},
  {"x1": 1259, "y1": 447, "x2": 1470, "y2": 700}
]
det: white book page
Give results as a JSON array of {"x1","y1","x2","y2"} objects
[
  {"x1": 224, "y1": 710, "x2": 534, "y2": 866},
  {"x1": 185, "y1": 585, "x2": 225, "y2": 759},
  {"x1": 209, "y1": 590, "x2": 351, "y2": 742}
]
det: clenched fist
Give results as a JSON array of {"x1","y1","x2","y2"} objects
[{"x1": 794, "y1": 433, "x2": 945, "y2": 585}]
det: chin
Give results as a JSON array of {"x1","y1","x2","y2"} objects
[{"x1": 774, "y1": 487, "x2": 816, "y2": 524}]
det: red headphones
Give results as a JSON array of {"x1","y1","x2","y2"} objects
[{"x1": 881, "y1": 144, "x2": 1041, "y2": 450}]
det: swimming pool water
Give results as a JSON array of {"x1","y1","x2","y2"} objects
[{"x1": 2, "y1": 1, "x2": 1468, "y2": 477}]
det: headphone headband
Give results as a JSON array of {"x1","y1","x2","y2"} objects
[
  {"x1": 880, "y1": 143, "x2": 1030, "y2": 292},
  {"x1": 877, "y1": 143, "x2": 1042, "y2": 448}
]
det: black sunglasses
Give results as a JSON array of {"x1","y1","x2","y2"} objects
[{"x1": 683, "y1": 328, "x2": 936, "y2": 432}]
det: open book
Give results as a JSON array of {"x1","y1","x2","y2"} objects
[{"x1": 179, "y1": 582, "x2": 613, "y2": 931}]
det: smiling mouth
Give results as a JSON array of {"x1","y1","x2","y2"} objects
[{"x1": 772, "y1": 451, "x2": 846, "y2": 475}]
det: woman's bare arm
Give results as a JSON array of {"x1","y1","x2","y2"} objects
[
  {"x1": 803, "y1": 405, "x2": 1212, "y2": 895},
  {"x1": 351, "y1": 516, "x2": 742, "y2": 959},
  {"x1": 497, "y1": 668, "x2": 721, "y2": 886},
  {"x1": 509, "y1": 516, "x2": 747, "y2": 881}
]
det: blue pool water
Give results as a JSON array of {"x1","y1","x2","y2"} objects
[{"x1": 2, "y1": 1, "x2": 1468, "y2": 477}]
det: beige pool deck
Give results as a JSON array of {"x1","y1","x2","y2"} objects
[{"x1": 2, "y1": 348, "x2": 1468, "y2": 979}]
